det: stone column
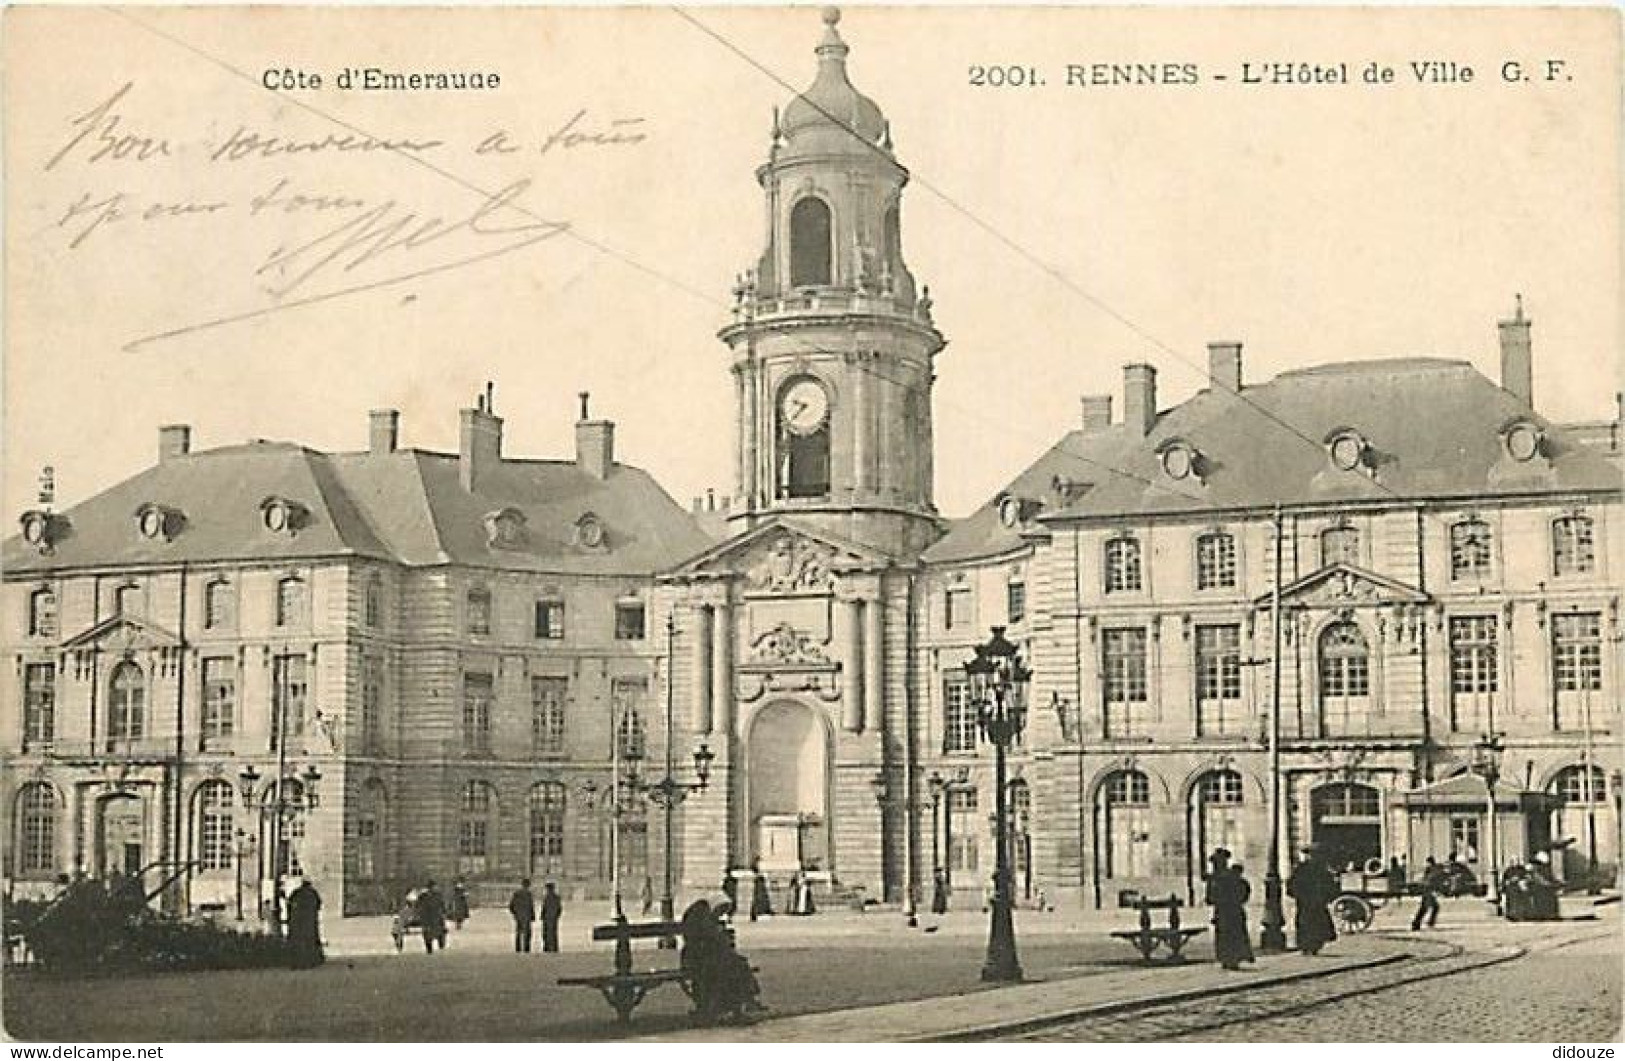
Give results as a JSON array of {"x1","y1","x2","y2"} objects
[
  {"x1": 734, "y1": 367, "x2": 749, "y2": 503},
  {"x1": 853, "y1": 353, "x2": 871, "y2": 497},
  {"x1": 864, "y1": 594, "x2": 885, "y2": 737},
  {"x1": 841, "y1": 599, "x2": 863, "y2": 732},
  {"x1": 712, "y1": 602, "x2": 734, "y2": 735},
  {"x1": 691, "y1": 604, "x2": 713, "y2": 734}
]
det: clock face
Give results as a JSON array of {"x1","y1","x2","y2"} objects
[{"x1": 780, "y1": 378, "x2": 830, "y2": 435}]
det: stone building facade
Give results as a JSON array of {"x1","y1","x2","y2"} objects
[{"x1": 4, "y1": 10, "x2": 1620, "y2": 919}]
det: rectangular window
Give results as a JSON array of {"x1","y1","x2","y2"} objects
[
  {"x1": 1104, "y1": 538, "x2": 1143, "y2": 593},
  {"x1": 1450, "y1": 521, "x2": 1493, "y2": 581},
  {"x1": 1196, "y1": 534, "x2": 1237, "y2": 590},
  {"x1": 1553, "y1": 517, "x2": 1596, "y2": 576},
  {"x1": 275, "y1": 578, "x2": 304, "y2": 627},
  {"x1": 1449, "y1": 616, "x2": 1498, "y2": 732},
  {"x1": 532, "y1": 676, "x2": 568, "y2": 756},
  {"x1": 271, "y1": 654, "x2": 307, "y2": 746},
  {"x1": 356, "y1": 818, "x2": 378, "y2": 880},
  {"x1": 361, "y1": 655, "x2": 383, "y2": 751},
  {"x1": 1103, "y1": 627, "x2": 1148, "y2": 736},
  {"x1": 29, "y1": 589, "x2": 57, "y2": 638},
  {"x1": 197, "y1": 786, "x2": 234, "y2": 872},
  {"x1": 463, "y1": 672, "x2": 494, "y2": 754},
  {"x1": 613, "y1": 677, "x2": 648, "y2": 760},
  {"x1": 534, "y1": 599, "x2": 566, "y2": 640},
  {"x1": 614, "y1": 602, "x2": 647, "y2": 641},
  {"x1": 201, "y1": 657, "x2": 236, "y2": 744},
  {"x1": 1195, "y1": 624, "x2": 1242, "y2": 736},
  {"x1": 1449, "y1": 815, "x2": 1481, "y2": 864},
  {"x1": 947, "y1": 788, "x2": 979, "y2": 875},
  {"x1": 467, "y1": 589, "x2": 492, "y2": 636},
  {"x1": 1006, "y1": 581, "x2": 1026, "y2": 625},
  {"x1": 23, "y1": 663, "x2": 55, "y2": 747},
  {"x1": 204, "y1": 581, "x2": 233, "y2": 630},
  {"x1": 944, "y1": 587, "x2": 969, "y2": 630},
  {"x1": 1554, "y1": 612, "x2": 1603, "y2": 730},
  {"x1": 943, "y1": 677, "x2": 977, "y2": 754}
]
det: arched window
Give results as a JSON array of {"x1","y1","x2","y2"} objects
[
  {"x1": 1320, "y1": 525, "x2": 1359, "y2": 567},
  {"x1": 1195, "y1": 532, "x2": 1236, "y2": 590},
  {"x1": 1104, "y1": 537, "x2": 1143, "y2": 593},
  {"x1": 1553, "y1": 515, "x2": 1596, "y2": 576},
  {"x1": 275, "y1": 577, "x2": 305, "y2": 627},
  {"x1": 613, "y1": 678, "x2": 648, "y2": 761},
  {"x1": 883, "y1": 204, "x2": 902, "y2": 276},
  {"x1": 1101, "y1": 770, "x2": 1152, "y2": 878},
  {"x1": 459, "y1": 780, "x2": 497, "y2": 877},
  {"x1": 263, "y1": 780, "x2": 306, "y2": 877},
  {"x1": 1195, "y1": 769, "x2": 1246, "y2": 867},
  {"x1": 108, "y1": 661, "x2": 146, "y2": 746},
  {"x1": 1318, "y1": 622, "x2": 1370, "y2": 736},
  {"x1": 1554, "y1": 764, "x2": 1607, "y2": 804},
  {"x1": 204, "y1": 580, "x2": 233, "y2": 630},
  {"x1": 195, "y1": 781, "x2": 234, "y2": 872},
  {"x1": 28, "y1": 587, "x2": 57, "y2": 638},
  {"x1": 356, "y1": 781, "x2": 386, "y2": 881},
  {"x1": 529, "y1": 782, "x2": 567, "y2": 878},
  {"x1": 1309, "y1": 782, "x2": 1382, "y2": 870},
  {"x1": 789, "y1": 197, "x2": 832, "y2": 287},
  {"x1": 1450, "y1": 519, "x2": 1493, "y2": 580},
  {"x1": 17, "y1": 784, "x2": 57, "y2": 875}
]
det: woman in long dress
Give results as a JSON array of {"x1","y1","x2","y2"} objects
[{"x1": 1286, "y1": 846, "x2": 1339, "y2": 955}]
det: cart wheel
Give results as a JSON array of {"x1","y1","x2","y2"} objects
[{"x1": 1331, "y1": 894, "x2": 1373, "y2": 933}]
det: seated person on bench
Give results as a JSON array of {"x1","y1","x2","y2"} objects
[{"x1": 680, "y1": 899, "x2": 764, "y2": 1024}]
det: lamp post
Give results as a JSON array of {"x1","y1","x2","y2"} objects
[
  {"x1": 237, "y1": 761, "x2": 322, "y2": 938},
  {"x1": 640, "y1": 742, "x2": 714, "y2": 944},
  {"x1": 928, "y1": 771, "x2": 945, "y2": 881},
  {"x1": 963, "y1": 626, "x2": 1030, "y2": 983},
  {"x1": 1258, "y1": 504, "x2": 1289, "y2": 952},
  {"x1": 1471, "y1": 732, "x2": 1505, "y2": 913}
]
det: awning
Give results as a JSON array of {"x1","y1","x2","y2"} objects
[{"x1": 1398, "y1": 771, "x2": 1562, "y2": 811}]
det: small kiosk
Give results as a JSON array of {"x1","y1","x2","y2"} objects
[{"x1": 1400, "y1": 771, "x2": 1562, "y2": 883}]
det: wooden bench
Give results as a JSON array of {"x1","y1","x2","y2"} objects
[
  {"x1": 558, "y1": 917, "x2": 691, "y2": 1023},
  {"x1": 1110, "y1": 893, "x2": 1206, "y2": 962}
]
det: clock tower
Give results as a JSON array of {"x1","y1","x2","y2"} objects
[{"x1": 720, "y1": 7, "x2": 944, "y2": 558}]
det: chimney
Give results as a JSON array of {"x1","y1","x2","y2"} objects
[
  {"x1": 575, "y1": 391, "x2": 615, "y2": 480},
  {"x1": 1208, "y1": 341, "x2": 1243, "y2": 394},
  {"x1": 1080, "y1": 395, "x2": 1114, "y2": 433},
  {"x1": 158, "y1": 424, "x2": 191, "y2": 463},
  {"x1": 1499, "y1": 294, "x2": 1533, "y2": 407},
  {"x1": 369, "y1": 409, "x2": 399, "y2": 455},
  {"x1": 459, "y1": 382, "x2": 503, "y2": 491},
  {"x1": 1123, "y1": 363, "x2": 1158, "y2": 437}
]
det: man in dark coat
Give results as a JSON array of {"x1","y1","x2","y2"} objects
[
  {"x1": 749, "y1": 862, "x2": 774, "y2": 921},
  {"x1": 509, "y1": 879, "x2": 536, "y2": 953},
  {"x1": 1286, "y1": 845, "x2": 1339, "y2": 955},
  {"x1": 540, "y1": 882, "x2": 563, "y2": 952},
  {"x1": 286, "y1": 880, "x2": 324, "y2": 968},
  {"x1": 721, "y1": 869, "x2": 740, "y2": 911},
  {"x1": 1411, "y1": 857, "x2": 1444, "y2": 930},
  {"x1": 449, "y1": 876, "x2": 471, "y2": 930},
  {"x1": 931, "y1": 866, "x2": 950, "y2": 914},
  {"x1": 1204, "y1": 848, "x2": 1253, "y2": 970},
  {"x1": 417, "y1": 880, "x2": 448, "y2": 953}
]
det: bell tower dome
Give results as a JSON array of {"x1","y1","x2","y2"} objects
[{"x1": 721, "y1": 7, "x2": 944, "y2": 558}]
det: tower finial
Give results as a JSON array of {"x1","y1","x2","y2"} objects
[
  {"x1": 1514, "y1": 292, "x2": 1525, "y2": 322},
  {"x1": 822, "y1": 6, "x2": 841, "y2": 27},
  {"x1": 578, "y1": 391, "x2": 590, "y2": 422},
  {"x1": 817, "y1": 5, "x2": 848, "y2": 58}
]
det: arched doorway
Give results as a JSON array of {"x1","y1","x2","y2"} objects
[
  {"x1": 1093, "y1": 770, "x2": 1153, "y2": 906},
  {"x1": 1310, "y1": 782, "x2": 1382, "y2": 871},
  {"x1": 1186, "y1": 769, "x2": 1246, "y2": 902},
  {"x1": 96, "y1": 790, "x2": 148, "y2": 880},
  {"x1": 747, "y1": 700, "x2": 829, "y2": 873}
]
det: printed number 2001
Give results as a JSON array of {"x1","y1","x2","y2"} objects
[{"x1": 968, "y1": 65, "x2": 1043, "y2": 87}]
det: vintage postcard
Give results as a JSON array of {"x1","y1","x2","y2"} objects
[{"x1": 2, "y1": 4, "x2": 1620, "y2": 1046}]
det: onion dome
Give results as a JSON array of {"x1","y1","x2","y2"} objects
[{"x1": 779, "y1": 8, "x2": 891, "y2": 158}]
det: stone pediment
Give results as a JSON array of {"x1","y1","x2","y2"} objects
[
  {"x1": 664, "y1": 518, "x2": 891, "y2": 593},
  {"x1": 62, "y1": 614, "x2": 183, "y2": 654},
  {"x1": 1256, "y1": 563, "x2": 1429, "y2": 608}
]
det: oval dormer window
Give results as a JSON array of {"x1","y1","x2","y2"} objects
[
  {"x1": 998, "y1": 496, "x2": 1023, "y2": 529},
  {"x1": 260, "y1": 496, "x2": 305, "y2": 535},
  {"x1": 264, "y1": 500, "x2": 290, "y2": 532},
  {"x1": 20, "y1": 511, "x2": 50, "y2": 547},
  {"x1": 1505, "y1": 421, "x2": 1543, "y2": 463},
  {"x1": 1328, "y1": 431, "x2": 1366, "y2": 472},
  {"x1": 137, "y1": 505, "x2": 167, "y2": 541},
  {"x1": 1161, "y1": 444, "x2": 1195, "y2": 481},
  {"x1": 575, "y1": 513, "x2": 605, "y2": 550}
]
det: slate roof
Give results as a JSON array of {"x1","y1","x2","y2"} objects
[
  {"x1": 4, "y1": 442, "x2": 713, "y2": 576},
  {"x1": 925, "y1": 358, "x2": 1621, "y2": 565}
]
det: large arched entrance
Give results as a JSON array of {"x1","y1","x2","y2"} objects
[
  {"x1": 96, "y1": 789, "x2": 148, "y2": 879},
  {"x1": 1310, "y1": 782, "x2": 1383, "y2": 871},
  {"x1": 746, "y1": 700, "x2": 829, "y2": 873}
]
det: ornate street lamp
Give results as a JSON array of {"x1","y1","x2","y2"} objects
[
  {"x1": 963, "y1": 626, "x2": 1030, "y2": 983},
  {"x1": 928, "y1": 770, "x2": 946, "y2": 880},
  {"x1": 1471, "y1": 732, "x2": 1506, "y2": 912}
]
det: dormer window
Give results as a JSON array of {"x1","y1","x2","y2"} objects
[
  {"x1": 1325, "y1": 429, "x2": 1369, "y2": 473},
  {"x1": 260, "y1": 496, "x2": 307, "y2": 535},
  {"x1": 1156, "y1": 439, "x2": 1205, "y2": 482},
  {"x1": 1502, "y1": 419, "x2": 1545, "y2": 463},
  {"x1": 134, "y1": 503, "x2": 179, "y2": 541},
  {"x1": 483, "y1": 507, "x2": 527, "y2": 549},
  {"x1": 997, "y1": 495, "x2": 1041, "y2": 529},
  {"x1": 574, "y1": 513, "x2": 606, "y2": 550},
  {"x1": 19, "y1": 510, "x2": 57, "y2": 552}
]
